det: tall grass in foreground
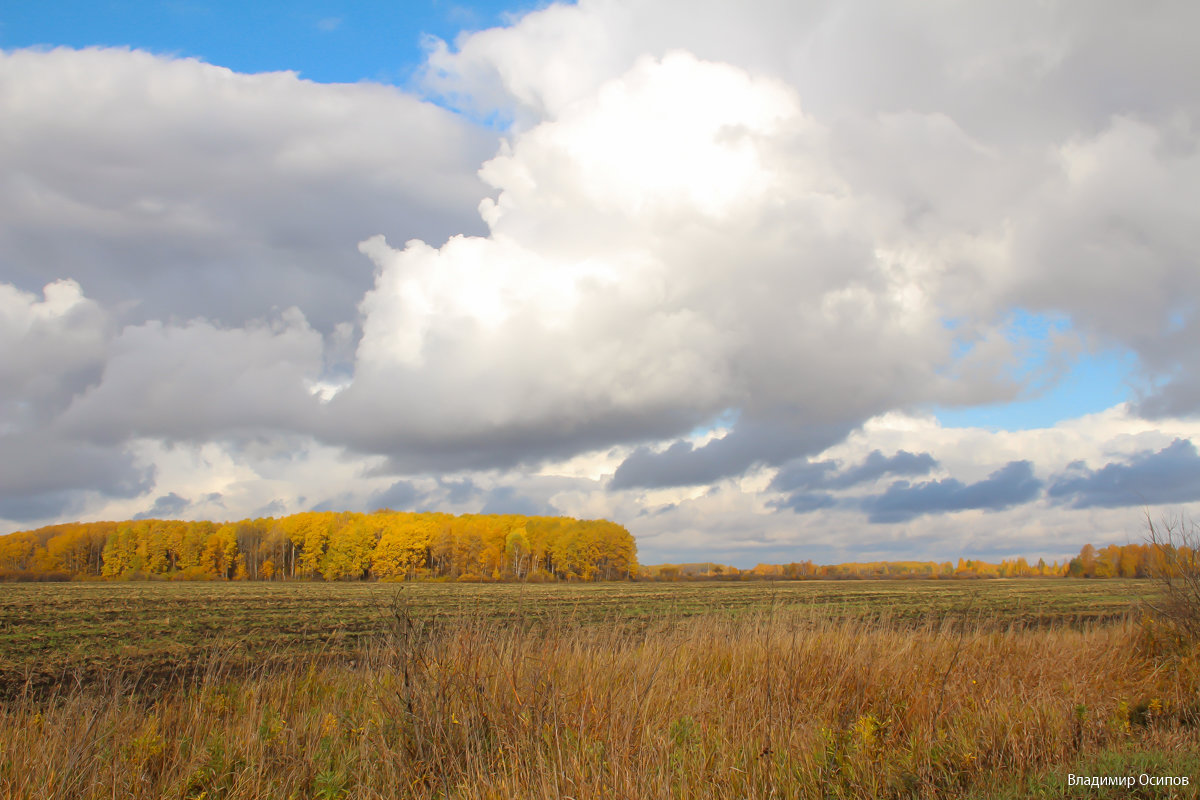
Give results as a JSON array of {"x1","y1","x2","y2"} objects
[{"x1": 2, "y1": 608, "x2": 1198, "y2": 799}]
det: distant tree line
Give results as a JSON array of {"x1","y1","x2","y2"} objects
[
  {"x1": 1063, "y1": 542, "x2": 1179, "y2": 579},
  {"x1": 642, "y1": 558, "x2": 1068, "y2": 581},
  {"x1": 642, "y1": 542, "x2": 1190, "y2": 581},
  {"x1": 0, "y1": 512, "x2": 638, "y2": 582}
]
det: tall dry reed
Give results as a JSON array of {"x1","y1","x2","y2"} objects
[{"x1": 1, "y1": 608, "x2": 1197, "y2": 799}]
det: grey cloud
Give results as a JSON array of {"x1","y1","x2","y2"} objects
[
  {"x1": 770, "y1": 449, "x2": 939, "y2": 493},
  {"x1": 0, "y1": 280, "x2": 111, "y2": 424},
  {"x1": 369, "y1": 480, "x2": 422, "y2": 511},
  {"x1": 438, "y1": 478, "x2": 481, "y2": 505},
  {"x1": 769, "y1": 449, "x2": 938, "y2": 515},
  {"x1": 0, "y1": 46, "x2": 494, "y2": 333},
  {"x1": 0, "y1": 432, "x2": 154, "y2": 500},
  {"x1": 133, "y1": 492, "x2": 191, "y2": 520},
  {"x1": 637, "y1": 503, "x2": 678, "y2": 518},
  {"x1": 768, "y1": 460, "x2": 837, "y2": 495},
  {"x1": 1136, "y1": 356, "x2": 1200, "y2": 419},
  {"x1": 1047, "y1": 439, "x2": 1200, "y2": 509},
  {"x1": 310, "y1": 496, "x2": 352, "y2": 514},
  {"x1": 610, "y1": 441, "x2": 722, "y2": 491},
  {"x1": 773, "y1": 492, "x2": 836, "y2": 514},
  {"x1": 835, "y1": 450, "x2": 940, "y2": 488},
  {"x1": 341, "y1": 373, "x2": 704, "y2": 475},
  {"x1": 861, "y1": 461, "x2": 1042, "y2": 523},
  {"x1": 325, "y1": 474, "x2": 552, "y2": 520},
  {"x1": 1006, "y1": 117, "x2": 1200, "y2": 416},
  {"x1": 254, "y1": 499, "x2": 289, "y2": 518},
  {"x1": 610, "y1": 421, "x2": 854, "y2": 490},
  {"x1": 57, "y1": 311, "x2": 323, "y2": 445},
  {"x1": 0, "y1": 432, "x2": 154, "y2": 523},
  {"x1": 0, "y1": 491, "x2": 89, "y2": 523},
  {"x1": 479, "y1": 486, "x2": 549, "y2": 517}
]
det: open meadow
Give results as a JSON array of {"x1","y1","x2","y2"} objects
[{"x1": 2, "y1": 579, "x2": 1199, "y2": 798}]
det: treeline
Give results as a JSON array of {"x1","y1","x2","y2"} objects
[
  {"x1": 0, "y1": 512, "x2": 637, "y2": 582},
  {"x1": 643, "y1": 558, "x2": 1067, "y2": 581},
  {"x1": 643, "y1": 542, "x2": 1190, "y2": 581},
  {"x1": 1063, "y1": 542, "x2": 1188, "y2": 579},
  {"x1": 2, "y1": 518, "x2": 1186, "y2": 583}
]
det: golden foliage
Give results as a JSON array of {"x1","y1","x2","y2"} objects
[{"x1": 0, "y1": 511, "x2": 638, "y2": 583}]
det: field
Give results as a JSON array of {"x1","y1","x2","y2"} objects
[
  {"x1": 2, "y1": 579, "x2": 1199, "y2": 798},
  {"x1": 0, "y1": 579, "x2": 1146, "y2": 698}
]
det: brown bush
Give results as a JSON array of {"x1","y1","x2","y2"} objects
[{"x1": 1144, "y1": 512, "x2": 1200, "y2": 646}]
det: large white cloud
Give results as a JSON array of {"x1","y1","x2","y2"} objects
[
  {"x1": 333, "y1": 51, "x2": 1005, "y2": 478},
  {"x1": 422, "y1": 0, "x2": 1200, "y2": 420}
]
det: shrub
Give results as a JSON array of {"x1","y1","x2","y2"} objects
[
  {"x1": 0, "y1": 568, "x2": 70, "y2": 582},
  {"x1": 1143, "y1": 512, "x2": 1200, "y2": 645},
  {"x1": 170, "y1": 566, "x2": 219, "y2": 581}
]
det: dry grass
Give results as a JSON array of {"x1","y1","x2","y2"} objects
[{"x1": 2, "y1": 605, "x2": 1198, "y2": 799}]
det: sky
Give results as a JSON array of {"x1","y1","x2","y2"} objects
[{"x1": 2, "y1": 0, "x2": 1199, "y2": 567}]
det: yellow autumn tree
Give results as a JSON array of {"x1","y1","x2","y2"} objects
[
  {"x1": 322, "y1": 513, "x2": 379, "y2": 581},
  {"x1": 372, "y1": 515, "x2": 436, "y2": 579},
  {"x1": 202, "y1": 525, "x2": 239, "y2": 579},
  {"x1": 0, "y1": 532, "x2": 39, "y2": 572},
  {"x1": 504, "y1": 526, "x2": 531, "y2": 579},
  {"x1": 278, "y1": 512, "x2": 334, "y2": 579}
]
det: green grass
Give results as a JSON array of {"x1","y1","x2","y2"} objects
[{"x1": 0, "y1": 578, "x2": 1153, "y2": 698}]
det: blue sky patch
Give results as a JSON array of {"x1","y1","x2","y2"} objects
[
  {"x1": 1, "y1": 1, "x2": 556, "y2": 87},
  {"x1": 935, "y1": 310, "x2": 1136, "y2": 430}
]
